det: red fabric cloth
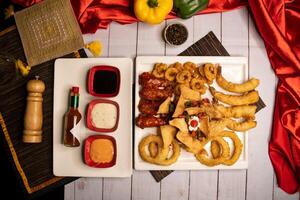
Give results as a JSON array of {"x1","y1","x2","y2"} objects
[{"x1": 11, "y1": 0, "x2": 300, "y2": 194}]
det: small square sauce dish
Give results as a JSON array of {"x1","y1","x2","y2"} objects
[
  {"x1": 86, "y1": 99, "x2": 119, "y2": 132},
  {"x1": 88, "y1": 65, "x2": 120, "y2": 97},
  {"x1": 84, "y1": 135, "x2": 117, "y2": 168}
]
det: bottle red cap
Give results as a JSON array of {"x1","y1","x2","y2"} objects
[{"x1": 71, "y1": 87, "x2": 79, "y2": 93}]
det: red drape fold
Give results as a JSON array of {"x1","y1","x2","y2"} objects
[{"x1": 11, "y1": 0, "x2": 300, "y2": 194}]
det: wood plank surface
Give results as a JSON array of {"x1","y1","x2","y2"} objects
[
  {"x1": 64, "y1": 182, "x2": 75, "y2": 200},
  {"x1": 132, "y1": 171, "x2": 160, "y2": 200},
  {"x1": 246, "y1": 16, "x2": 275, "y2": 200},
  {"x1": 273, "y1": 183, "x2": 300, "y2": 200},
  {"x1": 160, "y1": 171, "x2": 190, "y2": 200},
  {"x1": 74, "y1": 178, "x2": 103, "y2": 200}
]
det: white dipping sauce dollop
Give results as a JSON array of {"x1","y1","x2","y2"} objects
[{"x1": 91, "y1": 103, "x2": 117, "y2": 129}]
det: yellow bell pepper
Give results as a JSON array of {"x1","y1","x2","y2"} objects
[{"x1": 134, "y1": 0, "x2": 173, "y2": 25}]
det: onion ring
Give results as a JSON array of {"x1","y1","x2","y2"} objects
[
  {"x1": 195, "y1": 137, "x2": 230, "y2": 166},
  {"x1": 138, "y1": 134, "x2": 181, "y2": 166},
  {"x1": 139, "y1": 135, "x2": 163, "y2": 164},
  {"x1": 149, "y1": 142, "x2": 158, "y2": 157},
  {"x1": 176, "y1": 70, "x2": 192, "y2": 84},
  {"x1": 183, "y1": 62, "x2": 197, "y2": 74},
  {"x1": 211, "y1": 140, "x2": 221, "y2": 159},
  {"x1": 215, "y1": 131, "x2": 243, "y2": 166},
  {"x1": 190, "y1": 78, "x2": 207, "y2": 94},
  {"x1": 152, "y1": 63, "x2": 167, "y2": 78},
  {"x1": 204, "y1": 63, "x2": 217, "y2": 81},
  {"x1": 170, "y1": 62, "x2": 184, "y2": 72},
  {"x1": 165, "y1": 67, "x2": 179, "y2": 81}
]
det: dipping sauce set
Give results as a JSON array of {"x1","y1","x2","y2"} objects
[{"x1": 63, "y1": 65, "x2": 120, "y2": 168}]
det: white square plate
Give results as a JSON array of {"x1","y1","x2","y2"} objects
[
  {"x1": 53, "y1": 58, "x2": 133, "y2": 177},
  {"x1": 134, "y1": 56, "x2": 249, "y2": 170}
]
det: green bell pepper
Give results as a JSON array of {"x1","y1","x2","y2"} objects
[{"x1": 174, "y1": 0, "x2": 209, "y2": 19}]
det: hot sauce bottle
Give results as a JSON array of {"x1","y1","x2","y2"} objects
[{"x1": 63, "y1": 87, "x2": 82, "y2": 147}]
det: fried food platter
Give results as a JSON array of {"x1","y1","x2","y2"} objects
[{"x1": 134, "y1": 56, "x2": 256, "y2": 170}]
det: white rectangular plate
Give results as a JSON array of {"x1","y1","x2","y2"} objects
[
  {"x1": 53, "y1": 58, "x2": 133, "y2": 177},
  {"x1": 135, "y1": 56, "x2": 249, "y2": 170}
]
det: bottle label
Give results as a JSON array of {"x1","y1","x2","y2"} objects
[
  {"x1": 70, "y1": 115, "x2": 80, "y2": 141},
  {"x1": 71, "y1": 95, "x2": 79, "y2": 108}
]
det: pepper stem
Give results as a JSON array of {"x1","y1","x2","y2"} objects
[{"x1": 147, "y1": 0, "x2": 158, "y2": 8}]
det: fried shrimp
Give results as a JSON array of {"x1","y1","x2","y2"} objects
[
  {"x1": 216, "y1": 66, "x2": 260, "y2": 93},
  {"x1": 190, "y1": 78, "x2": 207, "y2": 94},
  {"x1": 204, "y1": 63, "x2": 217, "y2": 81},
  {"x1": 209, "y1": 87, "x2": 259, "y2": 105},
  {"x1": 176, "y1": 70, "x2": 192, "y2": 84},
  {"x1": 213, "y1": 104, "x2": 257, "y2": 119},
  {"x1": 152, "y1": 63, "x2": 167, "y2": 78},
  {"x1": 226, "y1": 119, "x2": 257, "y2": 131},
  {"x1": 165, "y1": 67, "x2": 179, "y2": 81},
  {"x1": 185, "y1": 104, "x2": 257, "y2": 120}
]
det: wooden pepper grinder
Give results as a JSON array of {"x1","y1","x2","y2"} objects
[{"x1": 23, "y1": 76, "x2": 45, "y2": 143}]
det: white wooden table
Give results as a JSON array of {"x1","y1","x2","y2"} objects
[{"x1": 64, "y1": 8, "x2": 300, "y2": 200}]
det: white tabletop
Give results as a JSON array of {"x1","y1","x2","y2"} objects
[{"x1": 64, "y1": 8, "x2": 299, "y2": 200}]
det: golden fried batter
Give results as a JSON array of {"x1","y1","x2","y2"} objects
[
  {"x1": 213, "y1": 104, "x2": 257, "y2": 119},
  {"x1": 152, "y1": 63, "x2": 167, "y2": 78},
  {"x1": 211, "y1": 140, "x2": 221, "y2": 159},
  {"x1": 216, "y1": 66, "x2": 260, "y2": 93},
  {"x1": 210, "y1": 87, "x2": 259, "y2": 106},
  {"x1": 195, "y1": 137, "x2": 230, "y2": 166},
  {"x1": 204, "y1": 63, "x2": 217, "y2": 81},
  {"x1": 226, "y1": 119, "x2": 257, "y2": 131},
  {"x1": 138, "y1": 134, "x2": 180, "y2": 166},
  {"x1": 190, "y1": 78, "x2": 207, "y2": 94},
  {"x1": 216, "y1": 131, "x2": 243, "y2": 166},
  {"x1": 176, "y1": 131, "x2": 206, "y2": 154},
  {"x1": 165, "y1": 67, "x2": 179, "y2": 81},
  {"x1": 176, "y1": 70, "x2": 192, "y2": 84},
  {"x1": 149, "y1": 142, "x2": 158, "y2": 157}
]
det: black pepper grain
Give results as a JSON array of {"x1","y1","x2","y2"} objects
[{"x1": 165, "y1": 24, "x2": 188, "y2": 45}]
